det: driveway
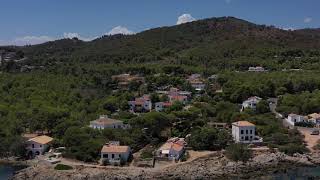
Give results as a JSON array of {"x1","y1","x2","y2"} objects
[{"x1": 298, "y1": 127, "x2": 320, "y2": 151}]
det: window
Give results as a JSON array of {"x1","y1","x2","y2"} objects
[
  {"x1": 250, "y1": 130, "x2": 253, "y2": 134},
  {"x1": 32, "y1": 144, "x2": 34, "y2": 148},
  {"x1": 103, "y1": 154, "x2": 108, "y2": 158},
  {"x1": 241, "y1": 130, "x2": 244, "y2": 134},
  {"x1": 246, "y1": 130, "x2": 248, "y2": 134},
  {"x1": 119, "y1": 154, "x2": 121, "y2": 158},
  {"x1": 112, "y1": 154, "x2": 115, "y2": 159},
  {"x1": 245, "y1": 136, "x2": 249, "y2": 140},
  {"x1": 40, "y1": 145, "x2": 42, "y2": 148}
]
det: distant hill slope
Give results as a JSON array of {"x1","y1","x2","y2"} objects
[{"x1": 6, "y1": 17, "x2": 320, "y2": 66}]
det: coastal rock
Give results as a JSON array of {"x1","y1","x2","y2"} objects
[{"x1": 13, "y1": 152, "x2": 319, "y2": 180}]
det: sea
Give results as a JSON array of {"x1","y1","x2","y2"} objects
[{"x1": 0, "y1": 164, "x2": 27, "y2": 180}]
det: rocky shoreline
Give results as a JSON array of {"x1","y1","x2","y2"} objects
[{"x1": 12, "y1": 152, "x2": 320, "y2": 180}]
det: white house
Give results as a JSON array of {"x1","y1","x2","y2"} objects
[
  {"x1": 190, "y1": 80, "x2": 206, "y2": 91},
  {"x1": 100, "y1": 142, "x2": 131, "y2": 165},
  {"x1": 26, "y1": 135, "x2": 53, "y2": 157},
  {"x1": 187, "y1": 74, "x2": 206, "y2": 91},
  {"x1": 286, "y1": 114, "x2": 305, "y2": 126},
  {"x1": 232, "y1": 121, "x2": 262, "y2": 143},
  {"x1": 248, "y1": 66, "x2": 266, "y2": 72},
  {"x1": 155, "y1": 137, "x2": 186, "y2": 160},
  {"x1": 90, "y1": 115, "x2": 126, "y2": 130},
  {"x1": 128, "y1": 95, "x2": 152, "y2": 112},
  {"x1": 241, "y1": 96, "x2": 262, "y2": 111}
]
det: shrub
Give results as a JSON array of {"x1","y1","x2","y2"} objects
[
  {"x1": 180, "y1": 151, "x2": 189, "y2": 162},
  {"x1": 140, "y1": 147, "x2": 155, "y2": 159},
  {"x1": 54, "y1": 164, "x2": 73, "y2": 170},
  {"x1": 279, "y1": 143, "x2": 308, "y2": 155},
  {"x1": 313, "y1": 140, "x2": 320, "y2": 151},
  {"x1": 225, "y1": 143, "x2": 252, "y2": 162}
]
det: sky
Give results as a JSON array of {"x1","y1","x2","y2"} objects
[{"x1": 0, "y1": 0, "x2": 319, "y2": 46}]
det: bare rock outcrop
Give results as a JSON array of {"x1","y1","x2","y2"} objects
[{"x1": 13, "y1": 152, "x2": 320, "y2": 180}]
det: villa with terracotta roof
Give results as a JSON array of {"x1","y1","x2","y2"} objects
[
  {"x1": 168, "y1": 94, "x2": 188, "y2": 104},
  {"x1": 90, "y1": 115, "x2": 126, "y2": 130},
  {"x1": 128, "y1": 95, "x2": 152, "y2": 112},
  {"x1": 100, "y1": 141, "x2": 131, "y2": 165},
  {"x1": 232, "y1": 121, "x2": 263, "y2": 143},
  {"x1": 26, "y1": 135, "x2": 53, "y2": 157},
  {"x1": 155, "y1": 137, "x2": 186, "y2": 160}
]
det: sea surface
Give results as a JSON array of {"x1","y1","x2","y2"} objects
[
  {"x1": 267, "y1": 166, "x2": 320, "y2": 180},
  {"x1": 234, "y1": 166, "x2": 320, "y2": 180},
  {"x1": 0, "y1": 164, "x2": 26, "y2": 180}
]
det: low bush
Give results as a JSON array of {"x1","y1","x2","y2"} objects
[
  {"x1": 225, "y1": 143, "x2": 252, "y2": 162},
  {"x1": 54, "y1": 164, "x2": 73, "y2": 170}
]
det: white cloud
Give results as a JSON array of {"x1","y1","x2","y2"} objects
[
  {"x1": 177, "y1": 14, "x2": 196, "y2": 25},
  {"x1": 0, "y1": 27, "x2": 135, "y2": 46},
  {"x1": 304, "y1": 17, "x2": 312, "y2": 23},
  {"x1": 63, "y1": 32, "x2": 97, "y2": 41},
  {"x1": 13, "y1": 35, "x2": 54, "y2": 46},
  {"x1": 106, "y1": 26, "x2": 134, "y2": 35},
  {"x1": 280, "y1": 27, "x2": 295, "y2": 31}
]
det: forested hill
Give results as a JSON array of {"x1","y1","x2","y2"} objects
[{"x1": 5, "y1": 16, "x2": 320, "y2": 68}]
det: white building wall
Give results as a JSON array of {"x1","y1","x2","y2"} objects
[
  {"x1": 101, "y1": 150, "x2": 130, "y2": 163},
  {"x1": 232, "y1": 125, "x2": 256, "y2": 143},
  {"x1": 90, "y1": 122, "x2": 124, "y2": 130},
  {"x1": 26, "y1": 141, "x2": 49, "y2": 155}
]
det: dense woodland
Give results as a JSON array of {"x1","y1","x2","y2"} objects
[{"x1": 0, "y1": 16, "x2": 319, "y2": 161}]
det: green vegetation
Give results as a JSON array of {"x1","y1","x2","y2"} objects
[
  {"x1": 0, "y1": 16, "x2": 319, "y2": 161},
  {"x1": 225, "y1": 143, "x2": 252, "y2": 162},
  {"x1": 277, "y1": 90, "x2": 320, "y2": 115},
  {"x1": 54, "y1": 164, "x2": 73, "y2": 170},
  {"x1": 189, "y1": 127, "x2": 230, "y2": 151}
]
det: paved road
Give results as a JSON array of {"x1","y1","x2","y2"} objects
[{"x1": 268, "y1": 98, "x2": 293, "y2": 128}]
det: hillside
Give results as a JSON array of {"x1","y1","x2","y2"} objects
[{"x1": 3, "y1": 16, "x2": 320, "y2": 69}]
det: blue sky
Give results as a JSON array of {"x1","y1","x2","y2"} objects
[{"x1": 0, "y1": 0, "x2": 319, "y2": 45}]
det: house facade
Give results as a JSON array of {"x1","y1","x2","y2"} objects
[
  {"x1": 155, "y1": 102, "x2": 172, "y2": 112},
  {"x1": 232, "y1": 121, "x2": 262, "y2": 143},
  {"x1": 128, "y1": 95, "x2": 152, "y2": 112},
  {"x1": 26, "y1": 135, "x2": 53, "y2": 157},
  {"x1": 168, "y1": 95, "x2": 188, "y2": 104},
  {"x1": 155, "y1": 137, "x2": 186, "y2": 160},
  {"x1": 90, "y1": 115, "x2": 125, "y2": 130},
  {"x1": 286, "y1": 114, "x2": 305, "y2": 126},
  {"x1": 248, "y1": 66, "x2": 266, "y2": 72},
  {"x1": 187, "y1": 74, "x2": 206, "y2": 91},
  {"x1": 101, "y1": 142, "x2": 131, "y2": 165},
  {"x1": 241, "y1": 96, "x2": 262, "y2": 111}
]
